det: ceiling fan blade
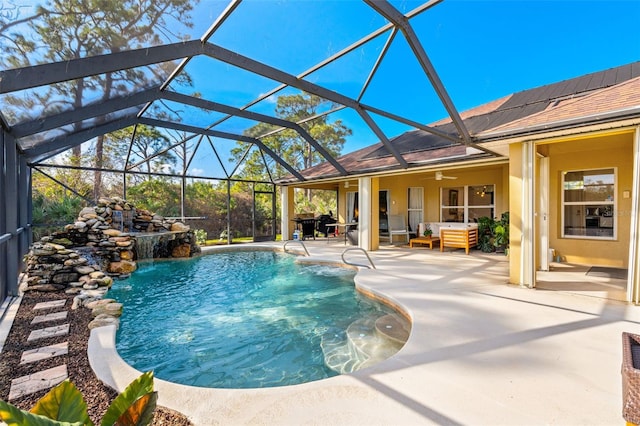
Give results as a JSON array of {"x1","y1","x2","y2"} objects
[{"x1": 419, "y1": 172, "x2": 457, "y2": 180}]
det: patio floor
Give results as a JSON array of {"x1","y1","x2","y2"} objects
[{"x1": 88, "y1": 241, "x2": 638, "y2": 425}]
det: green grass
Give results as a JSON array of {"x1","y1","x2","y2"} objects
[{"x1": 203, "y1": 234, "x2": 282, "y2": 246}]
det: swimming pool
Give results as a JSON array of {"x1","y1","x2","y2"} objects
[{"x1": 109, "y1": 249, "x2": 406, "y2": 388}]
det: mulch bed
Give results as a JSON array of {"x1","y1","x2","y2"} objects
[{"x1": 0, "y1": 290, "x2": 192, "y2": 425}]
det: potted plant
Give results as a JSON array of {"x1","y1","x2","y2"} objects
[{"x1": 423, "y1": 224, "x2": 432, "y2": 238}]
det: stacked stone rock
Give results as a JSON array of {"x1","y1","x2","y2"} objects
[
  {"x1": 23, "y1": 241, "x2": 122, "y2": 328},
  {"x1": 23, "y1": 196, "x2": 200, "y2": 329},
  {"x1": 24, "y1": 241, "x2": 113, "y2": 293},
  {"x1": 132, "y1": 208, "x2": 170, "y2": 233}
]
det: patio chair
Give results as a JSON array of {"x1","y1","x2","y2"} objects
[{"x1": 381, "y1": 215, "x2": 410, "y2": 244}]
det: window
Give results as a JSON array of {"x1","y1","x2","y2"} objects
[
  {"x1": 407, "y1": 187, "x2": 424, "y2": 235},
  {"x1": 468, "y1": 185, "x2": 495, "y2": 223},
  {"x1": 562, "y1": 168, "x2": 615, "y2": 239},
  {"x1": 441, "y1": 185, "x2": 495, "y2": 223}
]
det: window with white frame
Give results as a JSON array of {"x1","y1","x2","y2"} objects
[
  {"x1": 407, "y1": 187, "x2": 424, "y2": 235},
  {"x1": 441, "y1": 184, "x2": 495, "y2": 223},
  {"x1": 562, "y1": 168, "x2": 615, "y2": 239}
]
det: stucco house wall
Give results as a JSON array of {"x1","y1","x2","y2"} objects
[{"x1": 545, "y1": 131, "x2": 634, "y2": 268}]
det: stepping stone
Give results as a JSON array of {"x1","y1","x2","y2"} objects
[
  {"x1": 8, "y1": 364, "x2": 68, "y2": 401},
  {"x1": 31, "y1": 311, "x2": 68, "y2": 325},
  {"x1": 27, "y1": 324, "x2": 70, "y2": 342},
  {"x1": 20, "y1": 342, "x2": 68, "y2": 365},
  {"x1": 33, "y1": 299, "x2": 67, "y2": 311}
]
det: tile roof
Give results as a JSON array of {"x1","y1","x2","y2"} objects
[
  {"x1": 282, "y1": 61, "x2": 640, "y2": 183},
  {"x1": 430, "y1": 61, "x2": 640, "y2": 139},
  {"x1": 477, "y1": 75, "x2": 640, "y2": 138}
]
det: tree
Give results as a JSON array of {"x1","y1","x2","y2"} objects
[
  {"x1": 126, "y1": 178, "x2": 181, "y2": 216},
  {"x1": 103, "y1": 125, "x2": 177, "y2": 184},
  {"x1": 0, "y1": 0, "x2": 196, "y2": 201},
  {"x1": 231, "y1": 93, "x2": 351, "y2": 182}
]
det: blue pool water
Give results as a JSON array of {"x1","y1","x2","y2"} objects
[{"x1": 109, "y1": 250, "x2": 399, "y2": 388}]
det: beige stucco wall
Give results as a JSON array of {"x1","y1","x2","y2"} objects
[
  {"x1": 510, "y1": 130, "x2": 635, "y2": 284},
  {"x1": 376, "y1": 164, "x2": 510, "y2": 223},
  {"x1": 544, "y1": 132, "x2": 634, "y2": 268}
]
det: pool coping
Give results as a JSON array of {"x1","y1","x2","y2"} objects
[{"x1": 88, "y1": 242, "x2": 637, "y2": 425}]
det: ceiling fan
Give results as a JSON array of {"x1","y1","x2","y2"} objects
[{"x1": 422, "y1": 171, "x2": 458, "y2": 181}]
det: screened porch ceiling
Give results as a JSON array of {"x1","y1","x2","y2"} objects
[{"x1": 0, "y1": 0, "x2": 635, "y2": 185}]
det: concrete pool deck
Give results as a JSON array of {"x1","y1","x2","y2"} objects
[{"x1": 88, "y1": 242, "x2": 638, "y2": 425}]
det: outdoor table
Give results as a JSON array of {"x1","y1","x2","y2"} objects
[
  {"x1": 409, "y1": 236, "x2": 440, "y2": 249},
  {"x1": 326, "y1": 222, "x2": 358, "y2": 245}
]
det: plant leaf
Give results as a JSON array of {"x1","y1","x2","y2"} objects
[
  {"x1": 114, "y1": 392, "x2": 158, "y2": 426},
  {"x1": 0, "y1": 398, "x2": 83, "y2": 426},
  {"x1": 29, "y1": 380, "x2": 93, "y2": 426},
  {"x1": 101, "y1": 372, "x2": 155, "y2": 426}
]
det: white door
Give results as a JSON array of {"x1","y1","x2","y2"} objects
[{"x1": 408, "y1": 187, "x2": 424, "y2": 236}]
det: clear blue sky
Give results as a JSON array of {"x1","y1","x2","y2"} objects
[
  {"x1": 5, "y1": 0, "x2": 639, "y2": 176},
  {"x1": 174, "y1": 0, "x2": 640, "y2": 170}
]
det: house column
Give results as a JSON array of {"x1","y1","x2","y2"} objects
[
  {"x1": 358, "y1": 177, "x2": 372, "y2": 250},
  {"x1": 370, "y1": 177, "x2": 380, "y2": 251},
  {"x1": 280, "y1": 186, "x2": 295, "y2": 241},
  {"x1": 520, "y1": 141, "x2": 535, "y2": 287},
  {"x1": 510, "y1": 142, "x2": 535, "y2": 287},
  {"x1": 627, "y1": 127, "x2": 640, "y2": 303}
]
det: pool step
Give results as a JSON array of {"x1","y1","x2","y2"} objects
[
  {"x1": 374, "y1": 314, "x2": 410, "y2": 344},
  {"x1": 322, "y1": 314, "x2": 407, "y2": 374}
]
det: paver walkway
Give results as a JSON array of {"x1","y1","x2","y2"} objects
[{"x1": 7, "y1": 298, "x2": 70, "y2": 401}]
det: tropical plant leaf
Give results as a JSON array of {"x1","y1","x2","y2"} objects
[
  {"x1": 29, "y1": 380, "x2": 93, "y2": 426},
  {"x1": 101, "y1": 372, "x2": 155, "y2": 426},
  {"x1": 113, "y1": 392, "x2": 158, "y2": 425},
  {"x1": 0, "y1": 398, "x2": 83, "y2": 426}
]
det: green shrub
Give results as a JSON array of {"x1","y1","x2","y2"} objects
[
  {"x1": 193, "y1": 229, "x2": 207, "y2": 246},
  {"x1": 477, "y1": 212, "x2": 509, "y2": 255},
  {"x1": 477, "y1": 216, "x2": 496, "y2": 253},
  {"x1": 31, "y1": 194, "x2": 87, "y2": 240},
  {"x1": 494, "y1": 212, "x2": 509, "y2": 253}
]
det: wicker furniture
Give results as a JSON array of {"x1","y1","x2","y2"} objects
[
  {"x1": 439, "y1": 228, "x2": 478, "y2": 255},
  {"x1": 622, "y1": 332, "x2": 640, "y2": 424}
]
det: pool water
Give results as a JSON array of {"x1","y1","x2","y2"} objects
[{"x1": 110, "y1": 250, "x2": 402, "y2": 388}]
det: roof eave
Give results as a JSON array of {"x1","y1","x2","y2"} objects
[{"x1": 276, "y1": 151, "x2": 496, "y2": 185}]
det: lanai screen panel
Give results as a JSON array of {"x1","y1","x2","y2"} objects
[{"x1": 1, "y1": 0, "x2": 485, "y2": 185}]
